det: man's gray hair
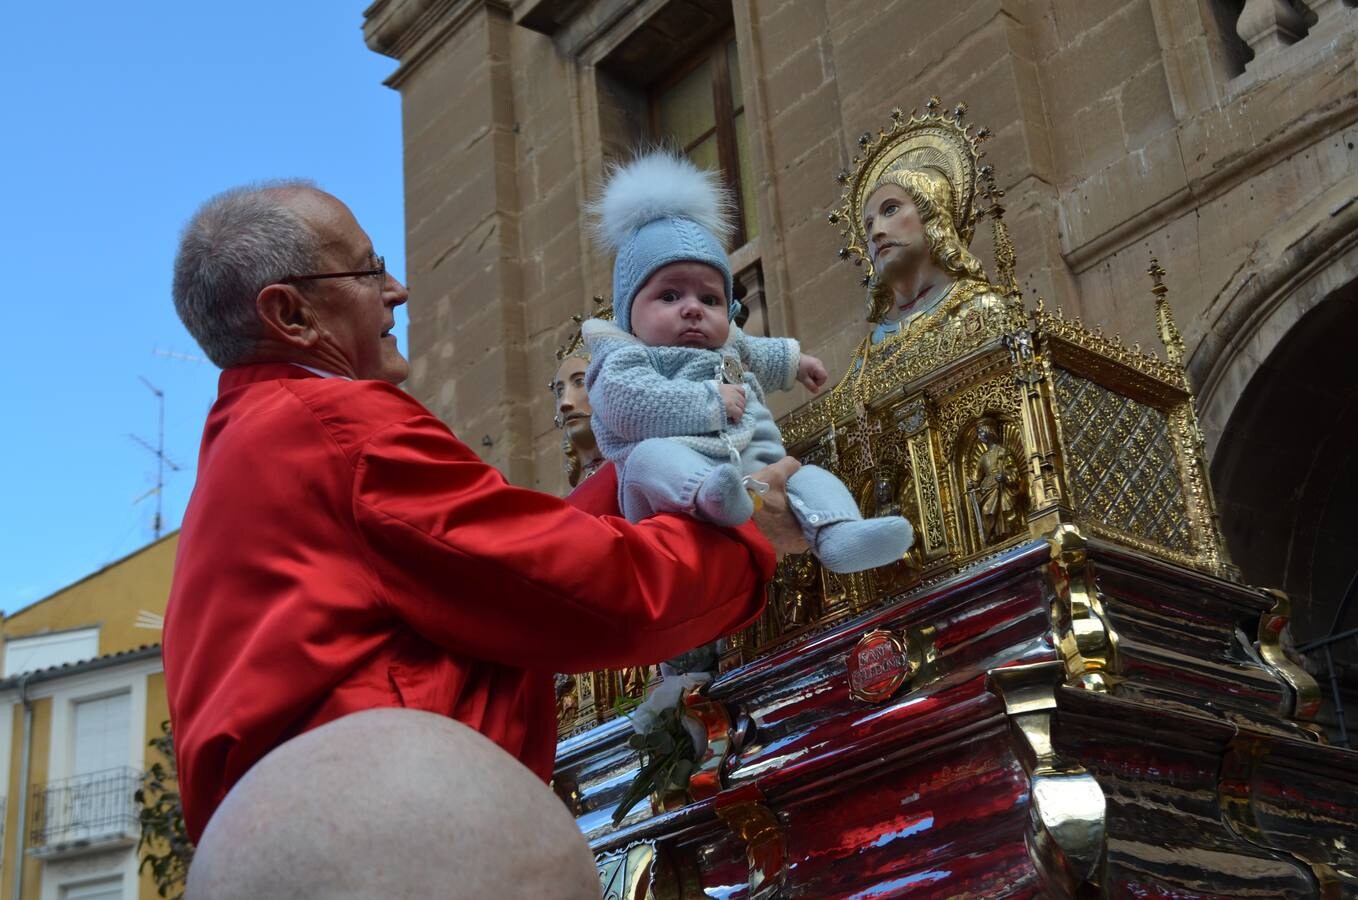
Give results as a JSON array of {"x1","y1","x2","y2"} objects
[{"x1": 172, "y1": 179, "x2": 321, "y2": 368}]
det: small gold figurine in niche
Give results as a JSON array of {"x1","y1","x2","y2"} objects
[
  {"x1": 618, "y1": 665, "x2": 653, "y2": 702},
  {"x1": 772, "y1": 552, "x2": 819, "y2": 631},
  {"x1": 555, "y1": 673, "x2": 579, "y2": 732},
  {"x1": 856, "y1": 464, "x2": 922, "y2": 593},
  {"x1": 863, "y1": 467, "x2": 906, "y2": 519},
  {"x1": 962, "y1": 415, "x2": 1026, "y2": 546}
]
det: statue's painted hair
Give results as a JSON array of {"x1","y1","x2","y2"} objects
[
  {"x1": 864, "y1": 168, "x2": 984, "y2": 323},
  {"x1": 562, "y1": 434, "x2": 582, "y2": 487}
]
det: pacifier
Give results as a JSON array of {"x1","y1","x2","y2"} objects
[{"x1": 742, "y1": 475, "x2": 770, "y2": 512}]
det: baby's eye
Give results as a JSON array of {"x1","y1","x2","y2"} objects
[
  {"x1": 701, "y1": 295, "x2": 722, "y2": 306},
  {"x1": 660, "y1": 290, "x2": 680, "y2": 302}
]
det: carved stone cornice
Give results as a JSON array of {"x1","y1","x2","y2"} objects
[{"x1": 363, "y1": 0, "x2": 511, "y2": 87}]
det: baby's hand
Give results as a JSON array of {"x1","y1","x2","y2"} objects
[
  {"x1": 718, "y1": 383, "x2": 747, "y2": 422},
  {"x1": 797, "y1": 354, "x2": 829, "y2": 393}
]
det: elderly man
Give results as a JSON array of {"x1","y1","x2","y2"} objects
[{"x1": 164, "y1": 181, "x2": 801, "y2": 898}]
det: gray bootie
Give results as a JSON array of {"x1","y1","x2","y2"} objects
[
  {"x1": 814, "y1": 516, "x2": 915, "y2": 573},
  {"x1": 787, "y1": 465, "x2": 914, "y2": 573},
  {"x1": 696, "y1": 463, "x2": 754, "y2": 526}
]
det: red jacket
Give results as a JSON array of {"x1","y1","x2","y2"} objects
[{"x1": 164, "y1": 364, "x2": 772, "y2": 841}]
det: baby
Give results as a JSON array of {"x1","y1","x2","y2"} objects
[{"x1": 581, "y1": 153, "x2": 913, "y2": 574}]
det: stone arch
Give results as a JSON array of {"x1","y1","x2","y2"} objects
[
  {"x1": 1191, "y1": 199, "x2": 1358, "y2": 644},
  {"x1": 1190, "y1": 190, "x2": 1358, "y2": 455}
]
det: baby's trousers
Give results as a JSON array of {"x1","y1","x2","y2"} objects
[{"x1": 619, "y1": 437, "x2": 861, "y2": 544}]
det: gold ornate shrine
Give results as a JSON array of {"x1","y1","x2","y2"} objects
[
  {"x1": 554, "y1": 101, "x2": 1358, "y2": 899},
  {"x1": 730, "y1": 262, "x2": 1235, "y2": 665},
  {"x1": 723, "y1": 102, "x2": 1233, "y2": 665}
]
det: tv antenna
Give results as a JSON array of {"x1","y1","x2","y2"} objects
[
  {"x1": 153, "y1": 345, "x2": 209, "y2": 365},
  {"x1": 130, "y1": 376, "x2": 183, "y2": 539}
]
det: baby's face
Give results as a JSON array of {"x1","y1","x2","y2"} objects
[{"x1": 631, "y1": 262, "x2": 729, "y2": 350}]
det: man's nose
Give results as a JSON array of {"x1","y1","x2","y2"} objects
[{"x1": 385, "y1": 275, "x2": 410, "y2": 307}]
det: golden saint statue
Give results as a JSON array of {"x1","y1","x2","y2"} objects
[
  {"x1": 965, "y1": 416, "x2": 1025, "y2": 545},
  {"x1": 827, "y1": 101, "x2": 1019, "y2": 377},
  {"x1": 550, "y1": 340, "x2": 606, "y2": 489}
]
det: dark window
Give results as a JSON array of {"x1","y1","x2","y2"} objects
[{"x1": 651, "y1": 35, "x2": 758, "y2": 247}]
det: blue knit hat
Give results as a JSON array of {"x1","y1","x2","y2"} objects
[{"x1": 592, "y1": 152, "x2": 736, "y2": 334}]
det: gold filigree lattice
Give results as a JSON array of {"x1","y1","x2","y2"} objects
[{"x1": 1052, "y1": 368, "x2": 1191, "y2": 553}]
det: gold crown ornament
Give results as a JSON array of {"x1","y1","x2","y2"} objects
[{"x1": 553, "y1": 296, "x2": 614, "y2": 363}]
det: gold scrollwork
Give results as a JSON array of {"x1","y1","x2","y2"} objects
[
  {"x1": 988, "y1": 662, "x2": 1107, "y2": 890},
  {"x1": 1035, "y1": 307, "x2": 1187, "y2": 393},
  {"x1": 1257, "y1": 588, "x2": 1323, "y2": 724},
  {"x1": 714, "y1": 793, "x2": 786, "y2": 900},
  {"x1": 597, "y1": 841, "x2": 657, "y2": 900},
  {"x1": 1046, "y1": 524, "x2": 1120, "y2": 692},
  {"x1": 908, "y1": 430, "x2": 948, "y2": 557}
]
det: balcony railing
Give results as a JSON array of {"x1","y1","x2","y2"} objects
[
  {"x1": 29, "y1": 767, "x2": 141, "y2": 854},
  {"x1": 1234, "y1": 0, "x2": 1357, "y2": 77}
]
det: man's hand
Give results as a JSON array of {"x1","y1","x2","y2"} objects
[
  {"x1": 797, "y1": 354, "x2": 829, "y2": 393},
  {"x1": 718, "y1": 383, "x2": 747, "y2": 422},
  {"x1": 749, "y1": 456, "x2": 810, "y2": 556}
]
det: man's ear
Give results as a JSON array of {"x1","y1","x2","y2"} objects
[{"x1": 256, "y1": 283, "x2": 319, "y2": 348}]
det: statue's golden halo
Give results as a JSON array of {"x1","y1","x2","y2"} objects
[{"x1": 828, "y1": 98, "x2": 997, "y2": 285}]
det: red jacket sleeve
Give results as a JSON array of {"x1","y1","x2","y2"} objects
[{"x1": 352, "y1": 414, "x2": 772, "y2": 673}]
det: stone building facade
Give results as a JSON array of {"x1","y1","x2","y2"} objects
[{"x1": 362, "y1": 0, "x2": 1358, "y2": 647}]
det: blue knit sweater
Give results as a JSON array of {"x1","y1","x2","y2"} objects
[{"x1": 581, "y1": 318, "x2": 800, "y2": 466}]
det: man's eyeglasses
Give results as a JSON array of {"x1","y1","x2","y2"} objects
[{"x1": 281, "y1": 256, "x2": 387, "y2": 286}]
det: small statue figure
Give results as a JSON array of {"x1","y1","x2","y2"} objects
[
  {"x1": 619, "y1": 664, "x2": 654, "y2": 700},
  {"x1": 969, "y1": 417, "x2": 1024, "y2": 544},
  {"x1": 869, "y1": 471, "x2": 903, "y2": 519},
  {"x1": 855, "y1": 467, "x2": 924, "y2": 595},
  {"x1": 554, "y1": 673, "x2": 579, "y2": 730},
  {"x1": 772, "y1": 552, "x2": 819, "y2": 630},
  {"x1": 550, "y1": 353, "x2": 605, "y2": 487}
]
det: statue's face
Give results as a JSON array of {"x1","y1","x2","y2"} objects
[
  {"x1": 863, "y1": 183, "x2": 926, "y2": 279},
  {"x1": 552, "y1": 356, "x2": 593, "y2": 443}
]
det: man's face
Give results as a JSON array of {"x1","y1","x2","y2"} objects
[
  {"x1": 630, "y1": 262, "x2": 729, "y2": 350},
  {"x1": 863, "y1": 183, "x2": 925, "y2": 278},
  {"x1": 289, "y1": 190, "x2": 410, "y2": 384},
  {"x1": 551, "y1": 356, "x2": 592, "y2": 442}
]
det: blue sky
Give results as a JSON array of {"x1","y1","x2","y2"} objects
[{"x1": 0, "y1": 4, "x2": 407, "y2": 613}]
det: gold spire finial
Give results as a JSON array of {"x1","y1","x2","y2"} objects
[
  {"x1": 979, "y1": 164, "x2": 1020, "y2": 300},
  {"x1": 1148, "y1": 257, "x2": 1185, "y2": 366}
]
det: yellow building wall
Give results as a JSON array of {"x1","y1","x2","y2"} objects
[
  {"x1": 3, "y1": 533, "x2": 177, "y2": 658},
  {"x1": 3, "y1": 696, "x2": 51, "y2": 900}
]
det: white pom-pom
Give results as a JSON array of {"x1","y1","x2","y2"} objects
[{"x1": 590, "y1": 151, "x2": 734, "y2": 250}]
